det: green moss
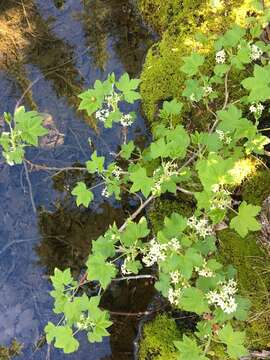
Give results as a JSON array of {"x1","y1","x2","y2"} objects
[
  {"x1": 218, "y1": 229, "x2": 270, "y2": 350},
  {"x1": 139, "y1": 0, "x2": 264, "y2": 125},
  {"x1": 139, "y1": 314, "x2": 182, "y2": 360},
  {"x1": 242, "y1": 169, "x2": 270, "y2": 206},
  {"x1": 147, "y1": 194, "x2": 194, "y2": 233}
]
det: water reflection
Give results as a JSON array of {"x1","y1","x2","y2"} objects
[{"x1": 0, "y1": 0, "x2": 155, "y2": 358}]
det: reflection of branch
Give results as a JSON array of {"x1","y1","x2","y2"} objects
[
  {"x1": 23, "y1": 160, "x2": 36, "y2": 213},
  {"x1": 24, "y1": 159, "x2": 87, "y2": 173}
]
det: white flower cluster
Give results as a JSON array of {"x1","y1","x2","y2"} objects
[
  {"x1": 168, "y1": 274, "x2": 190, "y2": 306},
  {"x1": 169, "y1": 238, "x2": 181, "y2": 252},
  {"x1": 216, "y1": 129, "x2": 232, "y2": 144},
  {"x1": 195, "y1": 260, "x2": 214, "y2": 278},
  {"x1": 112, "y1": 165, "x2": 122, "y2": 180},
  {"x1": 187, "y1": 216, "x2": 213, "y2": 238},
  {"x1": 120, "y1": 114, "x2": 133, "y2": 127},
  {"x1": 102, "y1": 185, "x2": 110, "y2": 198},
  {"x1": 152, "y1": 162, "x2": 178, "y2": 195},
  {"x1": 121, "y1": 256, "x2": 133, "y2": 275},
  {"x1": 96, "y1": 109, "x2": 110, "y2": 123},
  {"x1": 142, "y1": 237, "x2": 181, "y2": 267},
  {"x1": 203, "y1": 86, "x2": 213, "y2": 96},
  {"x1": 215, "y1": 49, "x2": 226, "y2": 64},
  {"x1": 142, "y1": 238, "x2": 168, "y2": 267},
  {"x1": 76, "y1": 314, "x2": 94, "y2": 330},
  {"x1": 210, "y1": 184, "x2": 231, "y2": 210},
  {"x1": 190, "y1": 93, "x2": 197, "y2": 102},
  {"x1": 250, "y1": 44, "x2": 263, "y2": 61},
  {"x1": 206, "y1": 279, "x2": 238, "y2": 314},
  {"x1": 168, "y1": 287, "x2": 182, "y2": 306},
  {"x1": 249, "y1": 103, "x2": 264, "y2": 118},
  {"x1": 170, "y1": 270, "x2": 181, "y2": 284},
  {"x1": 105, "y1": 92, "x2": 121, "y2": 108}
]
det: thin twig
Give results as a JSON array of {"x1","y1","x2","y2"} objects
[
  {"x1": 222, "y1": 69, "x2": 230, "y2": 110},
  {"x1": 119, "y1": 195, "x2": 156, "y2": 232},
  {"x1": 23, "y1": 160, "x2": 36, "y2": 213}
]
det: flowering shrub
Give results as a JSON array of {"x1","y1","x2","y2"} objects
[{"x1": 1, "y1": 19, "x2": 270, "y2": 359}]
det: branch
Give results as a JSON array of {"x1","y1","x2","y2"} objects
[
  {"x1": 119, "y1": 194, "x2": 156, "y2": 232},
  {"x1": 241, "y1": 350, "x2": 270, "y2": 359}
]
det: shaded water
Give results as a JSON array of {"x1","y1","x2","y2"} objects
[{"x1": 0, "y1": 1, "x2": 156, "y2": 358}]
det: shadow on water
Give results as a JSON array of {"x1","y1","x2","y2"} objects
[{"x1": 0, "y1": 0, "x2": 157, "y2": 359}]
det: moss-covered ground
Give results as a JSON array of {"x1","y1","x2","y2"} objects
[{"x1": 138, "y1": 0, "x2": 268, "y2": 126}]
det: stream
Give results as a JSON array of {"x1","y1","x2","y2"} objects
[{"x1": 0, "y1": 0, "x2": 157, "y2": 358}]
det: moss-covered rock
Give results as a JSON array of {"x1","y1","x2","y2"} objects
[
  {"x1": 242, "y1": 169, "x2": 270, "y2": 206},
  {"x1": 218, "y1": 229, "x2": 270, "y2": 350},
  {"x1": 138, "y1": 0, "x2": 266, "y2": 125},
  {"x1": 139, "y1": 314, "x2": 182, "y2": 360},
  {"x1": 147, "y1": 194, "x2": 194, "y2": 233}
]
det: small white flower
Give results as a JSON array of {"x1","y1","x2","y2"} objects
[
  {"x1": 112, "y1": 165, "x2": 122, "y2": 180},
  {"x1": 142, "y1": 238, "x2": 168, "y2": 267},
  {"x1": 207, "y1": 279, "x2": 238, "y2": 314},
  {"x1": 203, "y1": 86, "x2": 213, "y2": 96},
  {"x1": 187, "y1": 216, "x2": 213, "y2": 238},
  {"x1": 216, "y1": 49, "x2": 226, "y2": 64},
  {"x1": 120, "y1": 114, "x2": 133, "y2": 127},
  {"x1": 102, "y1": 186, "x2": 110, "y2": 198},
  {"x1": 168, "y1": 238, "x2": 181, "y2": 252},
  {"x1": 249, "y1": 103, "x2": 264, "y2": 118},
  {"x1": 170, "y1": 270, "x2": 181, "y2": 284},
  {"x1": 168, "y1": 287, "x2": 182, "y2": 306},
  {"x1": 250, "y1": 44, "x2": 263, "y2": 61},
  {"x1": 190, "y1": 93, "x2": 196, "y2": 102},
  {"x1": 121, "y1": 257, "x2": 132, "y2": 275}
]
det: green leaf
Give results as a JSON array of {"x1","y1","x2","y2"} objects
[
  {"x1": 161, "y1": 213, "x2": 187, "y2": 239},
  {"x1": 15, "y1": 106, "x2": 48, "y2": 146},
  {"x1": 45, "y1": 323, "x2": 79, "y2": 353},
  {"x1": 181, "y1": 53, "x2": 205, "y2": 76},
  {"x1": 182, "y1": 79, "x2": 204, "y2": 102},
  {"x1": 217, "y1": 104, "x2": 255, "y2": 140},
  {"x1": 121, "y1": 217, "x2": 150, "y2": 247},
  {"x1": 104, "y1": 108, "x2": 122, "y2": 128},
  {"x1": 230, "y1": 201, "x2": 261, "y2": 237},
  {"x1": 64, "y1": 294, "x2": 89, "y2": 324},
  {"x1": 71, "y1": 182, "x2": 94, "y2": 207},
  {"x1": 196, "y1": 153, "x2": 235, "y2": 191},
  {"x1": 160, "y1": 99, "x2": 183, "y2": 117},
  {"x1": 129, "y1": 166, "x2": 155, "y2": 197},
  {"x1": 180, "y1": 287, "x2": 209, "y2": 315},
  {"x1": 155, "y1": 272, "x2": 171, "y2": 297},
  {"x1": 120, "y1": 141, "x2": 135, "y2": 160},
  {"x1": 214, "y1": 64, "x2": 230, "y2": 76},
  {"x1": 86, "y1": 151, "x2": 105, "y2": 173},
  {"x1": 86, "y1": 253, "x2": 117, "y2": 289},
  {"x1": 241, "y1": 65, "x2": 270, "y2": 102},
  {"x1": 218, "y1": 324, "x2": 248, "y2": 359},
  {"x1": 92, "y1": 235, "x2": 116, "y2": 260},
  {"x1": 245, "y1": 133, "x2": 270, "y2": 155},
  {"x1": 174, "y1": 335, "x2": 208, "y2": 360},
  {"x1": 196, "y1": 320, "x2": 212, "y2": 339},
  {"x1": 51, "y1": 268, "x2": 73, "y2": 289},
  {"x1": 78, "y1": 78, "x2": 113, "y2": 115},
  {"x1": 116, "y1": 73, "x2": 141, "y2": 103},
  {"x1": 87, "y1": 307, "x2": 112, "y2": 343}
]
